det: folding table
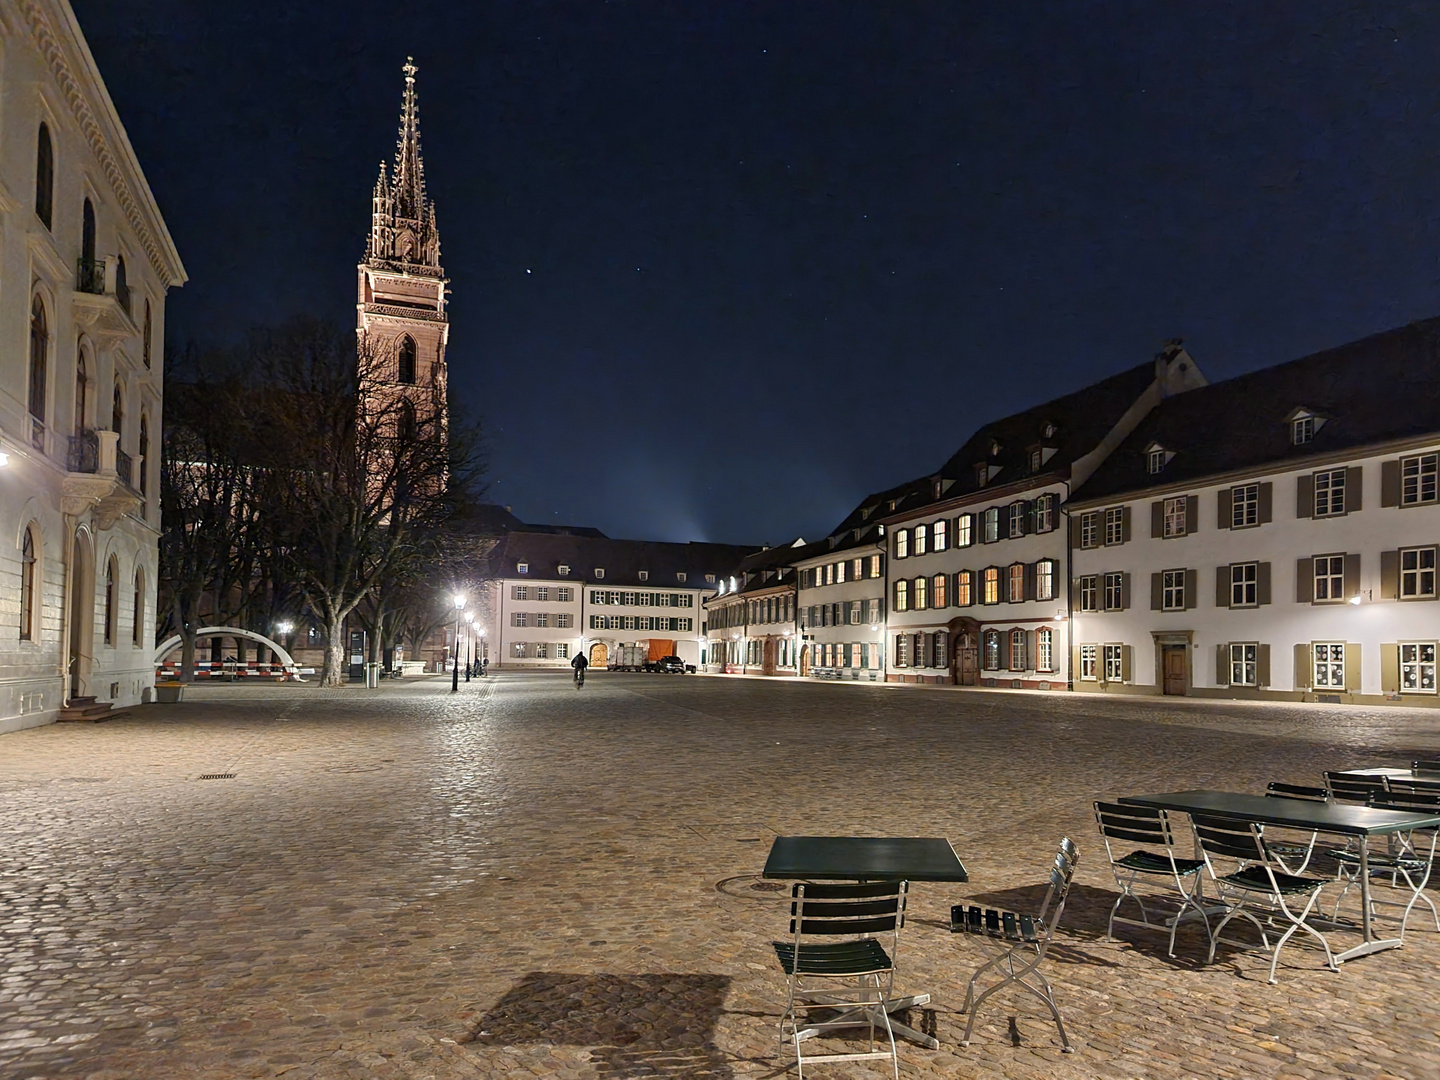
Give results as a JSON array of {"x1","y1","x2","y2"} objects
[
  {"x1": 1120, "y1": 790, "x2": 1440, "y2": 961},
  {"x1": 763, "y1": 836, "x2": 967, "y2": 1049}
]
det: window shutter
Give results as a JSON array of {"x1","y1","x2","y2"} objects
[
  {"x1": 1257, "y1": 644, "x2": 1271, "y2": 687},
  {"x1": 1070, "y1": 645, "x2": 1081, "y2": 682},
  {"x1": 1150, "y1": 572, "x2": 1163, "y2": 611},
  {"x1": 1120, "y1": 572, "x2": 1131, "y2": 610},
  {"x1": 1258, "y1": 562, "x2": 1271, "y2": 605},
  {"x1": 1151, "y1": 501, "x2": 1164, "y2": 539},
  {"x1": 1258, "y1": 482, "x2": 1273, "y2": 525},
  {"x1": 1295, "y1": 557, "x2": 1314, "y2": 604},
  {"x1": 1346, "y1": 466, "x2": 1363, "y2": 512},
  {"x1": 1381, "y1": 460, "x2": 1401, "y2": 507},
  {"x1": 1380, "y1": 550, "x2": 1400, "y2": 599},
  {"x1": 1186, "y1": 495, "x2": 1198, "y2": 535},
  {"x1": 1344, "y1": 644, "x2": 1361, "y2": 693},
  {"x1": 1121, "y1": 645, "x2": 1133, "y2": 683},
  {"x1": 1121, "y1": 506, "x2": 1132, "y2": 543},
  {"x1": 1296, "y1": 474, "x2": 1313, "y2": 519},
  {"x1": 1027, "y1": 630, "x2": 1037, "y2": 672},
  {"x1": 1217, "y1": 488, "x2": 1232, "y2": 529},
  {"x1": 1216, "y1": 643, "x2": 1230, "y2": 685},
  {"x1": 998, "y1": 510, "x2": 1010, "y2": 541},
  {"x1": 1294, "y1": 643, "x2": 1312, "y2": 690},
  {"x1": 1381, "y1": 644, "x2": 1400, "y2": 693},
  {"x1": 1027, "y1": 500, "x2": 1038, "y2": 535},
  {"x1": 1184, "y1": 569, "x2": 1197, "y2": 610},
  {"x1": 1068, "y1": 513, "x2": 1081, "y2": 547},
  {"x1": 1216, "y1": 566, "x2": 1230, "y2": 608},
  {"x1": 1342, "y1": 553, "x2": 1360, "y2": 601},
  {"x1": 997, "y1": 631, "x2": 1008, "y2": 670},
  {"x1": 1024, "y1": 561, "x2": 1037, "y2": 601}
]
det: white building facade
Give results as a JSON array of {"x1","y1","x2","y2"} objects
[
  {"x1": 1069, "y1": 319, "x2": 1440, "y2": 705},
  {"x1": 1, "y1": 1, "x2": 185, "y2": 733},
  {"x1": 704, "y1": 546, "x2": 800, "y2": 676},
  {"x1": 794, "y1": 528, "x2": 887, "y2": 681}
]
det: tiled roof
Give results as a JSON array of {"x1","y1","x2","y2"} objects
[
  {"x1": 1074, "y1": 317, "x2": 1440, "y2": 503},
  {"x1": 486, "y1": 530, "x2": 759, "y2": 588}
]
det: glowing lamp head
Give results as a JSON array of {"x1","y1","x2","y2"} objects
[{"x1": 453, "y1": 594, "x2": 466, "y2": 611}]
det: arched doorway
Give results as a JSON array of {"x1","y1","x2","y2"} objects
[
  {"x1": 589, "y1": 641, "x2": 609, "y2": 668},
  {"x1": 762, "y1": 637, "x2": 776, "y2": 676},
  {"x1": 948, "y1": 616, "x2": 980, "y2": 686},
  {"x1": 799, "y1": 644, "x2": 810, "y2": 678},
  {"x1": 67, "y1": 527, "x2": 95, "y2": 700}
]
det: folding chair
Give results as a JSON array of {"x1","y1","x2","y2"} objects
[
  {"x1": 1094, "y1": 801, "x2": 1209, "y2": 956},
  {"x1": 772, "y1": 880, "x2": 906, "y2": 1078},
  {"x1": 1412, "y1": 759, "x2": 1440, "y2": 773},
  {"x1": 1261, "y1": 782, "x2": 1330, "y2": 875},
  {"x1": 951, "y1": 837, "x2": 1078, "y2": 1053},
  {"x1": 1324, "y1": 770, "x2": 1386, "y2": 805},
  {"x1": 1191, "y1": 814, "x2": 1336, "y2": 984},
  {"x1": 1328, "y1": 790, "x2": 1440, "y2": 940}
]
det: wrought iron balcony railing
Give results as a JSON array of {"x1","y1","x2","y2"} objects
[
  {"x1": 76, "y1": 256, "x2": 105, "y2": 295},
  {"x1": 68, "y1": 429, "x2": 99, "y2": 473}
]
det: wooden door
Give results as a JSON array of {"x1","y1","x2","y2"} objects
[
  {"x1": 589, "y1": 642, "x2": 608, "y2": 668},
  {"x1": 1162, "y1": 645, "x2": 1187, "y2": 695},
  {"x1": 959, "y1": 631, "x2": 979, "y2": 686}
]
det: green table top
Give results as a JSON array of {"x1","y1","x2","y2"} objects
[
  {"x1": 762, "y1": 836, "x2": 968, "y2": 882},
  {"x1": 1121, "y1": 790, "x2": 1440, "y2": 836}
]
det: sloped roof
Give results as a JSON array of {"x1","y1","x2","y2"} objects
[
  {"x1": 486, "y1": 530, "x2": 760, "y2": 588},
  {"x1": 1074, "y1": 317, "x2": 1440, "y2": 503}
]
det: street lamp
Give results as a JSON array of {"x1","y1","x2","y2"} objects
[
  {"x1": 451, "y1": 594, "x2": 466, "y2": 692},
  {"x1": 478, "y1": 627, "x2": 486, "y2": 674},
  {"x1": 464, "y1": 611, "x2": 475, "y2": 681}
]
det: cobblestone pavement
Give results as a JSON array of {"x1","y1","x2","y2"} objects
[{"x1": 3, "y1": 673, "x2": 1440, "y2": 1080}]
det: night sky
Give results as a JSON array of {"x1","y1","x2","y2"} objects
[{"x1": 75, "y1": 2, "x2": 1440, "y2": 546}]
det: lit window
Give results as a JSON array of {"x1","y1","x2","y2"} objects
[
  {"x1": 1313, "y1": 642, "x2": 1344, "y2": 690},
  {"x1": 1400, "y1": 642, "x2": 1437, "y2": 693},
  {"x1": 1080, "y1": 512, "x2": 1099, "y2": 549},
  {"x1": 1163, "y1": 496, "x2": 1187, "y2": 538},
  {"x1": 932, "y1": 573, "x2": 947, "y2": 608},
  {"x1": 1104, "y1": 507, "x2": 1125, "y2": 545},
  {"x1": 893, "y1": 579, "x2": 909, "y2": 612},
  {"x1": 1161, "y1": 569, "x2": 1186, "y2": 611},
  {"x1": 557, "y1": 643, "x2": 569, "y2": 659},
  {"x1": 1104, "y1": 644, "x2": 1123, "y2": 682},
  {"x1": 1293, "y1": 415, "x2": 1314, "y2": 445},
  {"x1": 1401, "y1": 547, "x2": 1438, "y2": 599},
  {"x1": 932, "y1": 519, "x2": 947, "y2": 551},
  {"x1": 534, "y1": 643, "x2": 548, "y2": 659},
  {"x1": 868, "y1": 554, "x2": 882, "y2": 578},
  {"x1": 895, "y1": 529, "x2": 909, "y2": 559},
  {"x1": 1314, "y1": 469, "x2": 1346, "y2": 516},
  {"x1": 1314, "y1": 554, "x2": 1346, "y2": 602},
  {"x1": 1036, "y1": 628, "x2": 1053, "y2": 673},
  {"x1": 956, "y1": 515, "x2": 973, "y2": 547},
  {"x1": 1079, "y1": 644, "x2": 1097, "y2": 681},
  {"x1": 913, "y1": 576, "x2": 928, "y2": 610},
  {"x1": 956, "y1": 570, "x2": 973, "y2": 607},
  {"x1": 895, "y1": 634, "x2": 910, "y2": 667},
  {"x1": 982, "y1": 567, "x2": 1000, "y2": 605},
  {"x1": 1401, "y1": 454, "x2": 1439, "y2": 505},
  {"x1": 517, "y1": 562, "x2": 529, "y2": 574},
  {"x1": 1009, "y1": 629, "x2": 1027, "y2": 671},
  {"x1": 913, "y1": 527, "x2": 927, "y2": 556},
  {"x1": 1008, "y1": 563, "x2": 1025, "y2": 603},
  {"x1": 1078, "y1": 575, "x2": 1098, "y2": 613},
  {"x1": 983, "y1": 508, "x2": 1000, "y2": 543},
  {"x1": 851, "y1": 558, "x2": 863, "y2": 580},
  {"x1": 1035, "y1": 559, "x2": 1055, "y2": 601},
  {"x1": 983, "y1": 630, "x2": 1001, "y2": 670},
  {"x1": 1231, "y1": 485, "x2": 1259, "y2": 528},
  {"x1": 1231, "y1": 642, "x2": 1258, "y2": 687},
  {"x1": 1230, "y1": 562, "x2": 1258, "y2": 607}
]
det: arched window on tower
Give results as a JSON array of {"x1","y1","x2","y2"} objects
[
  {"x1": 398, "y1": 399, "x2": 417, "y2": 443},
  {"x1": 132, "y1": 567, "x2": 145, "y2": 647},
  {"x1": 35, "y1": 123, "x2": 53, "y2": 230},
  {"x1": 104, "y1": 556, "x2": 118, "y2": 645},
  {"x1": 397, "y1": 336, "x2": 417, "y2": 384},
  {"x1": 20, "y1": 525, "x2": 38, "y2": 642},
  {"x1": 28, "y1": 296, "x2": 48, "y2": 449}
]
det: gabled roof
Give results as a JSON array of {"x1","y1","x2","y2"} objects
[
  {"x1": 486, "y1": 530, "x2": 759, "y2": 588},
  {"x1": 1073, "y1": 317, "x2": 1440, "y2": 504},
  {"x1": 790, "y1": 523, "x2": 885, "y2": 566}
]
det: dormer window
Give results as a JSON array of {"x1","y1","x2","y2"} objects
[
  {"x1": 558, "y1": 564, "x2": 570, "y2": 576},
  {"x1": 932, "y1": 478, "x2": 943, "y2": 499},
  {"x1": 990, "y1": 439, "x2": 1002, "y2": 457},
  {"x1": 1288, "y1": 408, "x2": 1326, "y2": 446},
  {"x1": 517, "y1": 561, "x2": 529, "y2": 574},
  {"x1": 975, "y1": 463, "x2": 1001, "y2": 487},
  {"x1": 677, "y1": 572, "x2": 687, "y2": 582},
  {"x1": 594, "y1": 568, "x2": 605, "y2": 579},
  {"x1": 1029, "y1": 449, "x2": 1042, "y2": 473},
  {"x1": 1144, "y1": 442, "x2": 1175, "y2": 475},
  {"x1": 705, "y1": 574, "x2": 716, "y2": 584},
  {"x1": 1043, "y1": 422, "x2": 1057, "y2": 439},
  {"x1": 888, "y1": 499, "x2": 897, "y2": 511},
  {"x1": 638, "y1": 571, "x2": 649, "y2": 581},
  {"x1": 861, "y1": 506, "x2": 872, "y2": 520}
]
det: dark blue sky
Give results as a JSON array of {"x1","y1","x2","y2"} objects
[{"x1": 77, "y1": 2, "x2": 1440, "y2": 545}]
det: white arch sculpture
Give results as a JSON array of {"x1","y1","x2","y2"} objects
[{"x1": 153, "y1": 626, "x2": 304, "y2": 680}]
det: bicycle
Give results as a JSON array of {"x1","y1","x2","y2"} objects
[{"x1": 573, "y1": 666, "x2": 586, "y2": 688}]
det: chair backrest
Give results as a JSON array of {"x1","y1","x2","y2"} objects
[
  {"x1": 1191, "y1": 813, "x2": 1266, "y2": 866},
  {"x1": 1266, "y1": 781, "x2": 1329, "y2": 802},
  {"x1": 789, "y1": 880, "x2": 906, "y2": 938},
  {"x1": 1095, "y1": 800, "x2": 1175, "y2": 848},
  {"x1": 1370, "y1": 789, "x2": 1440, "y2": 817},
  {"x1": 1412, "y1": 759, "x2": 1440, "y2": 774},
  {"x1": 1035, "y1": 836, "x2": 1079, "y2": 932},
  {"x1": 1324, "y1": 771, "x2": 1387, "y2": 805},
  {"x1": 1385, "y1": 775, "x2": 1440, "y2": 797}
]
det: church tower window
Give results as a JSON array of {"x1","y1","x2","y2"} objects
[{"x1": 398, "y1": 335, "x2": 417, "y2": 384}]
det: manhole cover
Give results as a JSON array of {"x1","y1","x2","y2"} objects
[
  {"x1": 715, "y1": 875, "x2": 793, "y2": 901},
  {"x1": 750, "y1": 881, "x2": 786, "y2": 893}
]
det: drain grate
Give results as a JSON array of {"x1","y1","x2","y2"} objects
[{"x1": 198, "y1": 773, "x2": 236, "y2": 780}]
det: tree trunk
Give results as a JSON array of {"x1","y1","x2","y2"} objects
[{"x1": 321, "y1": 628, "x2": 347, "y2": 687}]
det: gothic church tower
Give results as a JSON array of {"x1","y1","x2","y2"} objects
[{"x1": 358, "y1": 58, "x2": 448, "y2": 440}]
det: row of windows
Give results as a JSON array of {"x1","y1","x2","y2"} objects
[
  {"x1": 589, "y1": 591, "x2": 694, "y2": 607},
  {"x1": 709, "y1": 595, "x2": 792, "y2": 628},
  {"x1": 510, "y1": 612, "x2": 574, "y2": 628},
  {"x1": 515, "y1": 563, "x2": 709, "y2": 583},
  {"x1": 510, "y1": 642, "x2": 570, "y2": 659},
  {"x1": 1081, "y1": 547, "x2": 1438, "y2": 614},
  {"x1": 893, "y1": 561, "x2": 1059, "y2": 611},
  {"x1": 17, "y1": 521, "x2": 144, "y2": 647},
  {"x1": 809, "y1": 641, "x2": 884, "y2": 670},
  {"x1": 801, "y1": 599, "x2": 883, "y2": 628},
  {"x1": 893, "y1": 627, "x2": 1056, "y2": 673},
  {"x1": 893, "y1": 495, "x2": 1060, "y2": 559},
  {"x1": 510, "y1": 585, "x2": 573, "y2": 602},
  {"x1": 588, "y1": 616, "x2": 694, "y2": 632},
  {"x1": 801, "y1": 554, "x2": 884, "y2": 586}
]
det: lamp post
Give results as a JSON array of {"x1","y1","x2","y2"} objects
[
  {"x1": 478, "y1": 628, "x2": 486, "y2": 674},
  {"x1": 275, "y1": 621, "x2": 293, "y2": 678},
  {"x1": 451, "y1": 594, "x2": 466, "y2": 692},
  {"x1": 464, "y1": 611, "x2": 474, "y2": 681}
]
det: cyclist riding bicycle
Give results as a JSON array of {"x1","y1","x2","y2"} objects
[{"x1": 571, "y1": 650, "x2": 589, "y2": 687}]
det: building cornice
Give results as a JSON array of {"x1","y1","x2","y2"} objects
[
  {"x1": 25, "y1": 0, "x2": 186, "y2": 287},
  {"x1": 1066, "y1": 430, "x2": 1440, "y2": 510},
  {"x1": 878, "y1": 471, "x2": 1069, "y2": 527}
]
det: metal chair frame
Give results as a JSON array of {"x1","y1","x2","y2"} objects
[
  {"x1": 952, "y1": 837, "x2": 1078, "y2": 1053},
  {"x1": 1327, "y1": 787, "x2": 1440, "y2": 939},
  {"x1": 1191, "y1": 814, "x2": 1337, "y2": 984},
  {"x1": 1094, "y1": 801, "x2": 1210, "y2": 956},
  {"x1": 1261, "y1": 782, "x2": 1330, "y2": 876},
  {"x1": 773, "y1": 879, "x2": 907, "y2": 1079}
]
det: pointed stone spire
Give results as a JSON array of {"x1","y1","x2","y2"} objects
[{"x1": 364, "y1": 57, "x2": 440, "y2": 270}]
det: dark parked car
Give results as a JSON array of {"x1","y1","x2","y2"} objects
[{"x1": 655, "y1": 655, "x2": 687, "y2": 674}]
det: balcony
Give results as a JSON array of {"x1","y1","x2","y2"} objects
[
  {"x1": 72, "y1": 257, "x2": 135, "y2": 341},
  {"x1": 62, "y1": 429, "x2": 142, "y2": 527}
]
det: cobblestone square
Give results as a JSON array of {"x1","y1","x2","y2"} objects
[{"x1": 3, "y1": 673, "x2": 1439, "y2": 1079}]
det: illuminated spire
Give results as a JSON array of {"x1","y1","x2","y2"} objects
[{"x1": 365, "y1": 57, "x2": 440, "y2": 270}]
